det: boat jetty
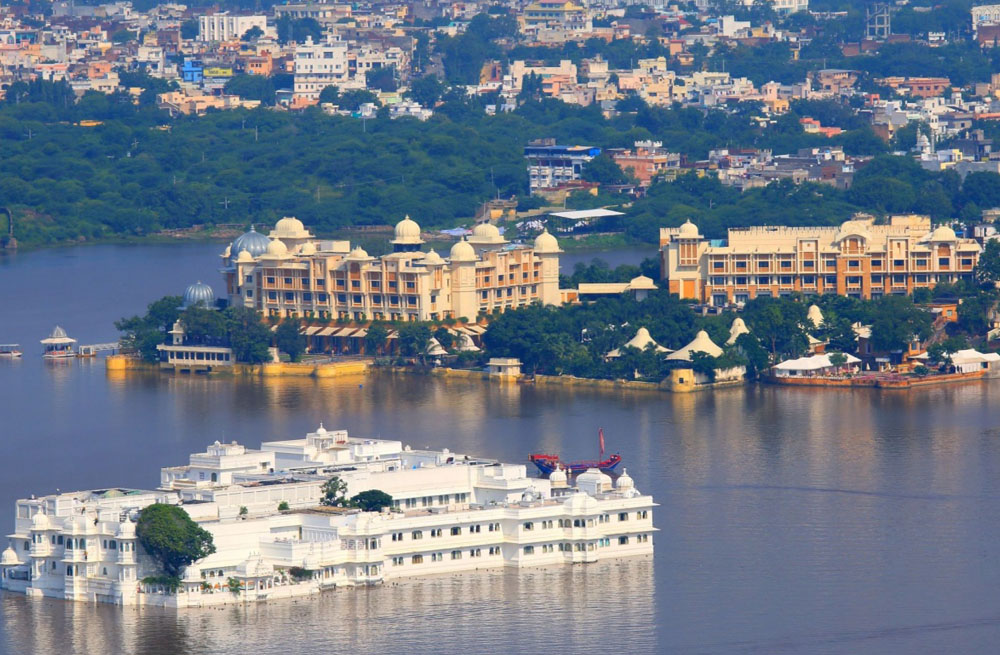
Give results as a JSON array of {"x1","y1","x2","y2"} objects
[
  {"x1": 0, "y1": 425, "x2": 654, "y2": 607},
  {"x1": 39, "y1": 326, "x2": 119, "y2": 359}
]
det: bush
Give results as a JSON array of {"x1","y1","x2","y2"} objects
[
  {"x1": 141, "y1": 575, "x2": 182, "y2": 592},
  {"x1": 277, "y1": 501, "x2": 290, "y2": 511}
]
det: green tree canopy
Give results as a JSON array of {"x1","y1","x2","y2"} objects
[
  {"x1": 136, "y1": 504, "x2": 216, "y2": 577},
  {"x1": 275, "y1": 318, "x2": 306, "y2": 361},
  {"x1": 350, "y1": 489, "x2": 393, "y2": 511}
]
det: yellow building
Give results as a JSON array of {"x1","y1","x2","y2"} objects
[
  {"x1": 222, "y1": 217, "x2": 562, "y2": 322},
  {"x1": 659, "y1": 215, "x2": 981, "y2": 305}
]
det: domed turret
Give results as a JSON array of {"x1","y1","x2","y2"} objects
[
  {"x1": 31, "y1": 513, "x2": 51, "y2": 531},
  {"x1": 449, "y1": 239, "x2": 476, "y2": 262},
  {"x1": 299, "y1": 241, "x2": 317, "y2": 256},
  {"x1": 615, "y1": 468, "x2": 634, "y2": 491},
  {"x1": 221, "y1": 244, "x2": 231, "y2": 259},
  {"x1": 346, "y1": 246, "x2": 372, "y2": 261},
  {"x1": 1, "y1": 546, "x2": 18, "y2": 565},
  {"x1": 272, "y1": 216, "x2": 305, "y2": 236},
  {"x1": 231, "y1": 226, "x2": 270, "y2": 259},
  {"x1": 390, "y1": 215, "x2": 424, "y2": 252},
  {"x1": 549, "y1": 467, "x2": 568, "y2": 489},
  {"x1": 422, "y1": 249, "x2": 444, "y2": 266},
  {"x1": 678, "y1": 219, "x2": 700, "y2": 238},
  {"x1": 927, "y1": 225, "x2": 957, "y2": 242},
  {"x1": 183, "y1": 281, "x2": 215, "y2": 308},
  {"x1": 266, "y1": 239, "x2": 288, "y2": 257},
  {"x1": 468, "y1": 222, "x2": 506, "y2": 247},
  {"x1": 533, "y1": 229, "x2": 561, "y2": 254},
  {"x1": 236, "y1": 249, "x2": 254, "y2": 264},
  {"x1": 576, "y1": 468, "x2": 613, "y2": 495}
]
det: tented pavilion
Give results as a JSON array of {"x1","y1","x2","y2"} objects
[
  {"x1": 605, "y1": 327, "x2": 671, "y2": 359},
  {"x1": 666, "y1": 330, "x2": 724, "y2": 361},
  {"x1": 726, "y1": 318, "x2": 749, "y2": 346},
  {"x1": 773, "y1": 353, "x2": 861, "y2": 377}
]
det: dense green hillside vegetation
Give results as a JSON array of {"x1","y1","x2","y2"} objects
[{"x1": 3, "y1": 78, "x2": 1000, "y2": 248}]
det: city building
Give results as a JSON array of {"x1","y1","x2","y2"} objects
[
  {"x1": 221, "y1": 217, "x2": 562, "y2": 322},
  {"x1": 659, "y1": 216, "x2": 981, "y2": 305},
  {"x1": 197, "y1": 14, "x2": 267, "y2": 43},
  {"x1": 292, "y1": 36, "x2": 352, "y2": 104},
  {"x1": 524, "y1": 140, "x2": 600, "y2": 192},
  {"x1": 1, "y1": 426, "x2": 655, "y2": 607}
]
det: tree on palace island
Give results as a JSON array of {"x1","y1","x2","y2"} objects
[
  {"x1": 115, "y1": 296, "x2": 183, "y2": 363},
  {"x1": 275, "y1": 317, "x2": 306, "y2": 362},
  {"x1": 136, "y1": 504, "x2": 216, "y2": 578},
  {"x1": 320, "y1": 476, "x2": 349, "y2": 507},
  {"x1": 350, "y1": 490, "x2": 394, "y2": 512}
]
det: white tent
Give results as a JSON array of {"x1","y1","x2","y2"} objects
[
  {"x1": 725, "y1": 318, "x2": 749, "y2": 346},
  {"x1": 453, "y1": 333, "x2": 480, "y2": 352},
  {"x1": 949, "y1": 349, "x2": 1000, "y2": 373},
  {"x1": 606, "y1": 327, "x2": 671, "y2": 359},
  {"x1": 773, "y1": 353, "x2": 861, "y2": 377},
  {"x1": 807, "y1": 304, "x2": 824, "y2": 329},
  {"x1": 666, "y1": 330, "x2": 723, "y2": 361},
  {"x1": 425, "y1": 338, "x2": 448, "y2": 357}
]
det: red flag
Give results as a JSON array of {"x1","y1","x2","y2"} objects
[{"x1": 599, "y1": 428, "x2": 605, "y2": 456}]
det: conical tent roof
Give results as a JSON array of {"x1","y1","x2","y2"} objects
[
  {"x1": 726, "y1": 318, "x2": 749, "y2": 345},
  {"x1": 666, "y1": 330, "x2": 723, "y2": 361},
  {"x1": 606, "y1": 327, "x2": 670, "y2": 359},
  {"x1": 807, "y1": 304, "x2": 824, "y2": 329}
]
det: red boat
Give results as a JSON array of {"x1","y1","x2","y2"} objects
[{"x1": 529, "y1": 453, "x2": 622, "y2": 476}]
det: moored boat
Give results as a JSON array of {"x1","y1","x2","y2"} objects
[
  {"x1": 0, "y1": 344, "x2": 22, "y2": 358},
  {"x1": 529, "y1": 453, "x2": 623, "y2": 476}
]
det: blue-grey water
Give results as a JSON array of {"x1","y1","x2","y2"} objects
[{"x1": 2, "y1": 243, "x2": 1000, "y2": 654}]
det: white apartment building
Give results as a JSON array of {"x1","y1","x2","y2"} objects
[
  {"x1": 293, "y1": 36, "x2": 353, "y2": 103},
  {"x1": 198, "y1": 14, "x2": 268, "y2": 42},
  {"x1": 1, "y1": 426, "x2": 655, "y2": 607}
]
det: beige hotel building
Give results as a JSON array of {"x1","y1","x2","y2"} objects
[
  {"x1": 220, "y1": 217, "x2": 562, "y2": 322},
  {"x1": 660, "y1": 215, "x2": 981, "y2": 306}
]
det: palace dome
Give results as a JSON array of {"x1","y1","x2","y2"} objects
[
  {"x1": 299, "y1": 241, "x2": 317, "y2": 256},
  {"x1": 31, "y1": 513, "x2": 51, "y2": 531},
  {"x1": 270, "y1": 216, "x2": 311, "y2": 240},
  {"x1": 392, "y1": 215, "x2": 423, "y2": 245},
  {"x1": 449, "y1": 239, "x2": 476, "y2": 262},
  {"x1": 549, "y1": 467, "x2": 568, "y2": 489},
  {"x1": 678, "y1": 219, "x2": 700, "y2": 238},
  {"x1": 266, "y1": 239, "x2": 288, "y2": 257},
  {"x1": 469, "y1": 222, "x2": 505, "y2": 245},
  {"x1": 533, "y1": 229, "x2": 561, "y2": 254},
  {"x1": 222, "y1": 244, "x2": 231, "y2": 259},
  {"x1": 423, "y1": 249, "x2": 444, "y2": 266},
  {"x1": 615, "y1": 468, "x2": 634, "y2": 491},
  {"x1": 928, "y1": 225, "x2": 957, "y2": 242},
  {"x1": 231, "y1": 226, "x2": 270, "y2": 258},
  {"x1": 183, "y1": 281, "x2": 215, "y2": 308},
  {"x1": 346, "y1": 246, "x2": 372, "y2": 261},
  {"x1": 1, "y1": 546, "x2": 18, "y2": 565},
  {"x1": 236, "y1": 249, "x2": 254, "y2": 264}
]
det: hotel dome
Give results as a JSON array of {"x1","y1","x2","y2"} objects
[
  {"x1": 392, "y1": 215, "x2": 423, "y2": 245},
  {"x1": 422, "y1": 249, "x2": 444, "y2": 266},
  {"x1": 266, "y1": 239, "x2": 288, "y2": 257},
  {"x1": 269, "y1": 216, "x2": 312, "y2": 240},
  {"x1": 449, "y1": 239, "x2": 476, "y2": 262},
  {"x1": 533, "y1": 229, "x2": 561, "y2": 254},
  {"x1": 678, "y1": 219, "x2": 700, "y2": 238},
  {"x1": 469, "y1": 222, "x2": 506, "y2": 246},
  {"x1": 231, "y1": 226, "x2": 270, "y2": 259},
  {"x1": 1, "y1": 546, "x2": 18, "y2": 565},
  {"x1": 183, "y1": 281, "x2": 215, "y2": 308}
]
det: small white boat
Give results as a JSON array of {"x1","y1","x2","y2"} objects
[
  {"x1": 41, "y1": 326, "x2": 76, "y2": 359},
  {"x1": 0, "y1": 344, "x2": 22, "y2": 358}
]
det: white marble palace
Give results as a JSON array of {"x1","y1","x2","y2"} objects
[
  {"x1": 1, "y1": 426, "x2": 655, "y2": 607},
  {"x1": 220, "y1": 217, "x2": 563, "y2": 322}
]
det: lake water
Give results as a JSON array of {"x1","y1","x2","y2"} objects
[{"x1": 3, "y1": 243, "x2": 1000, "y2": 654}]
